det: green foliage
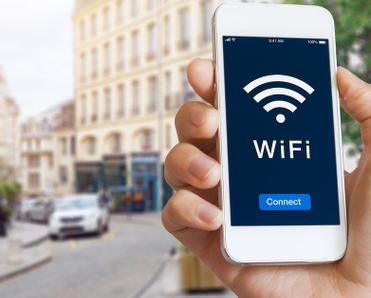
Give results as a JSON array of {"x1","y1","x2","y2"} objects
[
  {"x1": 286, "y1": 0, "x2": 371, "y2": 153},
  {"x1": 0, "y1": 180, "x2": 21, "y2": 207}
]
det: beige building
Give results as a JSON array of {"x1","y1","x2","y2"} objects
[
  {"x1": 73, "y1": 0, "x2": 220, "y2": 210},
  {"x1": 20, "y1": 102, "x2": 76, "y2": 197},
  {"x1": 20, "y1": 108, "x2": 59, "y2": 196},
  {"x1": 0, "y1": 67, "x2": 20, "y2": 179},
  {"x1": 53, "y1": 101, "x2": 76, "y2": 196}
]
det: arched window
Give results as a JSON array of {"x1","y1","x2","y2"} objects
[
  {"x1": 105, "y1": 133, "x2": 122, "y2": 154},
  {"x1": 83, "y1": 136, "x2": 97, "y2": 155}
]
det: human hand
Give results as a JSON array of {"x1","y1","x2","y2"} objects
[{"x1": 162, "y1": 58, "x2": 371, "y2": 297}]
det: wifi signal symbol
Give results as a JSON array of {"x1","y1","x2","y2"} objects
[{"x1": 243, "y1": 75, "x2": 315, "y2": 124}]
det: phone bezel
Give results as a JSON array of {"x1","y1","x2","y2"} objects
[{"x1": 213, "y1": 3, "x2": 347, "y2": 264}]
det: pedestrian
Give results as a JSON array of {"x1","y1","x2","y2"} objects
[{"x1": 0, "y1": 198, "x2": 7, "y2": 237}]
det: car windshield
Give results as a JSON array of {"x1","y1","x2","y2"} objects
[{"x1": 56, "y1": 196, "x2": 98, "y2": 211}]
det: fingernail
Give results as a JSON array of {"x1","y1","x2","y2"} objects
[
  {"x1": 190, "y1": 107, "x2": 205, "y2": 127},
  {"x1": 189, "y1": 156, "x2": 216, "y2": 180},
  {"x1": 197, "y1": 203, "x2": 221, "y2": 224}
]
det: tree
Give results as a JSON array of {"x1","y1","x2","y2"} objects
[{"x1": 287, "y1": 0, "x2": 371, "y2": 152}]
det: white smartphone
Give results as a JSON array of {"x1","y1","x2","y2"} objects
[{"x1": 213, "y1": 3, "x2": 347, "y2": 264}]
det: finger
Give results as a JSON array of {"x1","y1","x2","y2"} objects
[
  {"x1": 338, "y1": 67, "x2": 371, "y2": 144},
  {"x1": 175, "y1": 101, "x2": 219, "y2": 153},
  {"x1": 165, "y1": 143, "x2": 220, "y2": 190},
  {"x1": 162, "y1": 189, "x2": 222, "y2": 233},
  {"x1": 187, "y1": 58, "x2": 215, "y2": 103}
]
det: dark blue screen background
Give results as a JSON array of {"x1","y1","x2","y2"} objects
[{"x1": 223, "y1": 36, "x2": 340, "y2": 226}]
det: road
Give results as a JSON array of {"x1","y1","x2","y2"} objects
[{"x1": 0, "y1": 214, "x2": 235, "y2": 298}]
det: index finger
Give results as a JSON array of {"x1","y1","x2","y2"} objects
[{"x1": 187, "y1": 58, "x2": 215, "y2": 104}]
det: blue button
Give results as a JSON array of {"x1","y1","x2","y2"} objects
[{"x1": 259, "y1": 194, "x2": 311, "y2": 211}]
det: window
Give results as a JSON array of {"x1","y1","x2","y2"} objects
[
  {"x1": 117, "y1": 84, "x2": 126, "y2": 117},
  {"x1": 70, "y1": 137, "x2": 76, "y2": 155},
  {"x1": 91, "y1": 48, "x2": 98, "y2": 79},
  {"x1": 200, "y1": 0, "x2": 213, "y2": 44},
  {"x1": 140, "y1": 130, "x2": 154, "y2": 151},
  {"x1": 147, "y1": 23, "x2": 157, "y2": 61},
  {"x1": 90, "y1": 13, "x2": 97, "y2": 37},
  {"x1": 165, "y1": 124, "x2": 172, "y2": 149},
  {"x1": 181, "y1": 67, "x2": 193, "y2": 102},
  {"x1": 163, "y1": 15, "x2": 170, "y2": 54},
  {"x1": 164, "y1": 71, "x2": 172, "y2": 109},
  {"x1": 85, "y1": 137, "x2": 96, "y2": 155},
  {"x1": 104, "y1": 88, "x2": 111, "y2": 120},
  {"x1": 131, "y1": 0, "x2": 139, "y2": 17},
  {"x1": 103, "y1": 42, "x2": 111, "y2": 76},
  {"x1": 116, "y1": 36, "x2": 125, "y2": 71},
  {"x1": 79, "y1": 19, "x2": 86, "y2": 41},
  {"x1": 103, "y1": 6, "x2": 110, "y2": 31},
  {"x1": 148, "y1": 76, "x2": 158, "y2": 113},
  {"x1": 132, "y1": 80, "x2": 140, "y2": 115},
  {"x1": 178, "y1": 7, "x2": 190, "y2": 50},
  {"x1": 81, "y1": 94, "x2": 87, "y2": 124},
  {"x1": 60, "y1": 138, "x2": 68, "y2": 155},
  {"x1": 146, "y1": 0, "x2": 155, "y2": 11},
  {"x1": 80, "y1": 52, "x2": 87, "y2": 82},
  {"x1": 59, "y1": 166, "x2": 68, "y2": 184},
  {"x1": 109, "y1": 133, "x2": 122, "y2": 154},
  {"x1": 131, "y1": 30, "x2": 140, "y2": 67},
  {"x1": 116, "y1": 0, "x2": 124, "y2": 24},
  {"x1": 28, "y1": 156, "x2": 40, "y2": 168},
  {"x1": 28, "y1": 173, "x2": 40, "y2": 189},
  {"x1": 91, "y1": 91, "x2": 98, "y2": 122}
]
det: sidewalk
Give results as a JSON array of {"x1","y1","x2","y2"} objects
[
  {"x1": 0, "y1": 222, "x2": 52, "y2": 282},
  {"x1": 112, "y1": 213, "x2": 235, "y2": 298}
]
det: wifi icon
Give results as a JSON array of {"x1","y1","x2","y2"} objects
[{"x1": 243, "y1": 75, "x2": 315, "y2": 124}]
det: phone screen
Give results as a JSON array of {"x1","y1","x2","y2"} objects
[{"x1": 222, "y1": 36, "x2": 340, "y2": 226}]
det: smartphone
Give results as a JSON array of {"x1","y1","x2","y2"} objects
[{"x1": 213, "y1": 3, "x2": 347, "y2": 264}]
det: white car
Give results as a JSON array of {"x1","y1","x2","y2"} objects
[{"x1": 49, "y1": 194, "x2": 110, "y2": 239}]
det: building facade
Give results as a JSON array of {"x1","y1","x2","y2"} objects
[
  {"x1": 0, "y1": 67, "x2": 20, "y2": 179},
  {"x1": 20, "y1": 109, "x2": 59, "y2": 196},
  {"x1": 73, "y1": 0, "x2": 220, "y2": 210},
  {"x1": 20, "y1": 102, "x2": 76, "y2": 197},
  {"x1": 53, "y1": 101, "x2": 76, "y2": 196}
]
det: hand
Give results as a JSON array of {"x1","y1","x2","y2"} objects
[{"x1": 162, "y1": 58, "x2": 371, "y2": 297}]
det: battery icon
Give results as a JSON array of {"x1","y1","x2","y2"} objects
[{"x1": 319, "y1": 41, "x2": 327, "y2": 44}]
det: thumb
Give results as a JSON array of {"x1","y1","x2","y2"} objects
[{"x1": 338, "y1": 67, "x2": 371, "y2": 146}]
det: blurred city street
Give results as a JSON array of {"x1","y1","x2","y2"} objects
[{"x1": 0, "y1": 214, "x2": 235, "y2": 298}]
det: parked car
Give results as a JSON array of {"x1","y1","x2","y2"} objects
[
  {"x1": 16, "y1": 198, "x2": 36, "y2": 221},
  {"x1": 49, "y1": 194, "x2": 110, "y2": 239},
  {"x1": 28, "y1": 197, "x2": 54, "y2": 223}
]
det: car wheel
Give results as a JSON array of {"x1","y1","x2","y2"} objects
[{"x1": 49, "y1": 234, "x2": 58, "y2": 241}]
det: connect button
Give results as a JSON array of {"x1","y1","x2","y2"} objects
[{"x1": 259, "y1": 194, "x2": 311, "y2": 211}]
